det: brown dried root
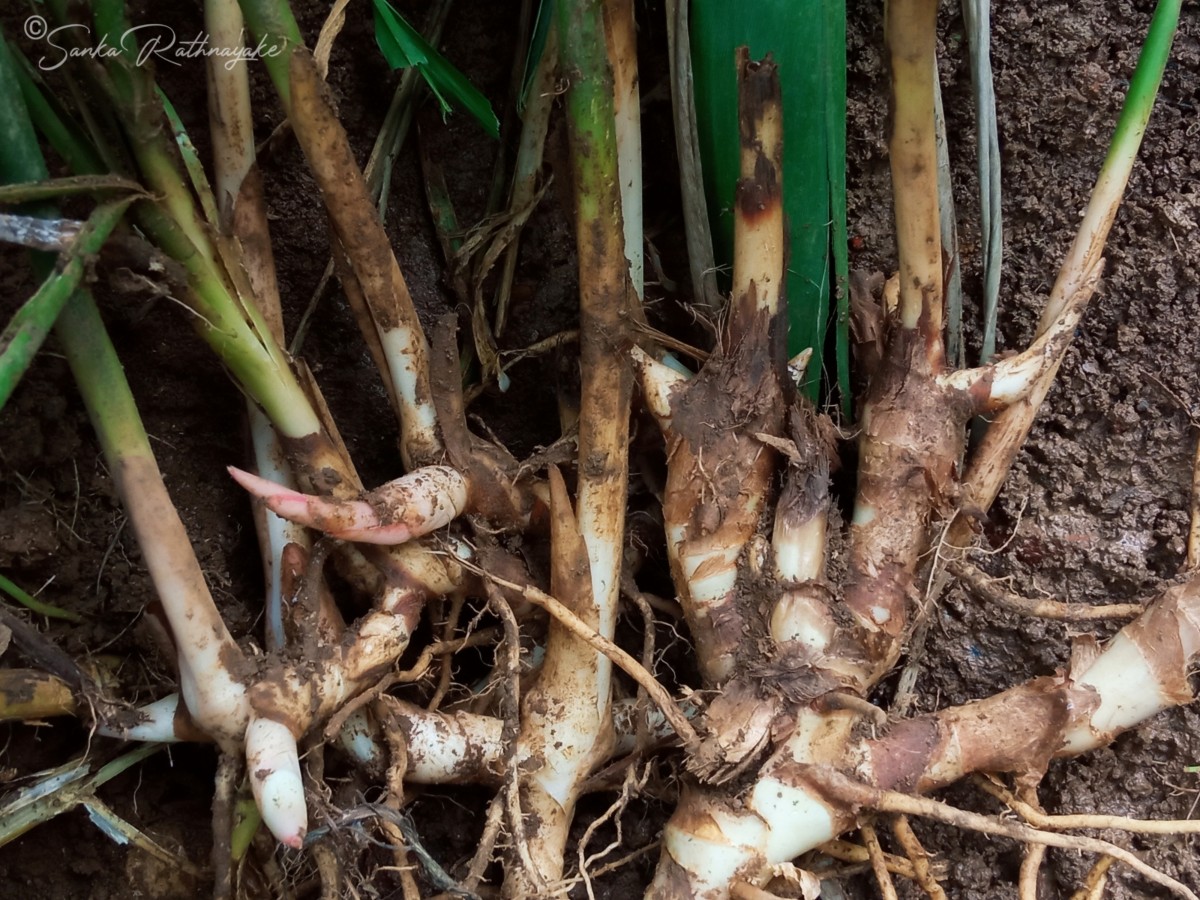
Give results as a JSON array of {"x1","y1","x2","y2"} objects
[
  {"x1": 1019, "y1": 842, "x2": 1047, "y2": 900},
  {"x1": 859, "y1": 820, "x2": 899, "y2": 900},
  {"x1": 428, "y1": 591, "x2": 467, "y2": 712},
  {"x1": 625, "y1": 588, "x2": 659, "y2": 750},
  {"x1": 211, "y1": 754, "x2": 240, "y2": 900},
  {"x1": 1190, "y1": 434, "x2": 1200, "y2": 571},
  {"x1": 463, "y1": 792, "x2": 506, "y2": 894},
  {"x1": 730, "y1": 878, "x2": 819, "y2": 900},
  {"x1": 954, "y1": 561, "x2": 1143, "y2": 621},
  {"x1": 312, "y1": 841, "x2": 343, "y2": 900},
  {"x1": 890, "y1": 815, "x2": 946, "y2": 900},
  {"x1": 483, "y1": 582, "x2": 544, "y2": 894},
  {"x1": 1071, "y1": 856, "x2": 1117, "y2": 900},
  {"x1": 1013, "y1": 785, "x2": 1047, "y2": 900},
  {"x1": 320, "y1": 628, "x2": 501, "y2": 743},
  {"x1": 303, "y1": 746, "x2": 343, "y2": 900},
  {"x1": 975, "y1": 775, "x2": 1200, "y2": 835},
  {"x1": 806, "y1": 768, "x2": 1198, "y2": 900},
  {"x1": 376, "y1": 710, "x2": 422, "y2": 900},
  {"x1": 817, "y1": 839, "x2": 945, "y2": 882},
  {"x1": 576, "y1": 764, "x2": 652, "y2": 900},
  {"x1": 462, "y1": 562, "x2": 700, "y2": 752}
]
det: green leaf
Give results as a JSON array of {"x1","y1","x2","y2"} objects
[
  {"x1": 371, "y1": 0, "x2": 500, "y2": 139},
  {"x1": 158, "y1": 89, "x2": 221, "y2": 230},
  {"x1": 519, "y1": 0, "x2": 555, "y2": 113},
  {"x1": 371, "y1": 0, "x2": 430, "y2": 69}
]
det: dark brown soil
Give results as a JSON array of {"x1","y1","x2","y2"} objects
[{"x1": 1, "y1": 0, "x2": 1198, "y2": 898}]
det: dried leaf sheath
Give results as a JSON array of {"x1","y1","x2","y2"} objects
[
  {"x1": 885, "y1": 0, "x2": 943, "y2": 339},
  {"x1": 286, "y1": 50, "x2": 442, "y2": 469},
  {"x1": 659, "y1": 54, "x2": 787, "y2": 685},
  {"x1": 842, "y1": 0, "x2": 964, "y2": 681}
]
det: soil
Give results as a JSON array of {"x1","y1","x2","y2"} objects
[{"x1": 1, "y1": 0, "x2": 1198, "y2": 898}]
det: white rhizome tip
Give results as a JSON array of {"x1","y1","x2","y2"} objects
[{"x1": 245, "y1": 716, "x2": 307, "y2": 849}]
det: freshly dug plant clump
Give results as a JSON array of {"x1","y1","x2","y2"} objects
[{"x1": 0, "y1": 0, "x2": 1197, "y2": 898}]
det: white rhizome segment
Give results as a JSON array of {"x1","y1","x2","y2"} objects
[{"x1": 246, "y1": 716, "x2": 306, "y2": 848}]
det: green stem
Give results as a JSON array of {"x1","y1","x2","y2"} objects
[
  {"x1": 159, "y1": 89, "x2": 222, "y2": 230},
  {"x1": 56, "y1": 284, "x2": 251, "y2": 746},
  {"x1": 89, "y1": 5, "x2": 225, "y2": 279},
  {"x1": 960, "y1": 0, "x2": 1182, "y2": 528},
  {"x1": 558, "y1": 0, "x2": 630, "y2": 637},
  {"x1": 0, "y1": 37, "x2": 250, "y2": 744},
  {"x1": 1041, "y1": 0, "x2": 1181, "y2": 326},
  {"x1": 0, "y1": 574, "x2": 82, "y2": 623},
  {"x1": 0, "y1": 198, "x2": 133, "y2": 410},
  {"x1": 133, "y1": 203, "x2": 320, "y2": 439},
  {"x1": 502, "y1": 0, "x2": 631, "y2": 885},
  {"x1": 14, "y1": 17, "x2": 321, "y2": 442},
  {"x1": 236, "y1": 0, "x2": 305, "y2": 110}
]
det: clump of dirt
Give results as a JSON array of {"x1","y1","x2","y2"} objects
[{"x1": 1, "y1": 0, "x2": 1198, "y2": 898}]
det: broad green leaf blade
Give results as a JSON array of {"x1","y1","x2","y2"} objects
[
  {"x1": 691, "y1": 0, "x2": 846, "y2": 401},
  {"x1": 372, "y1": 0, "x2": 500, "y2": 139}
]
